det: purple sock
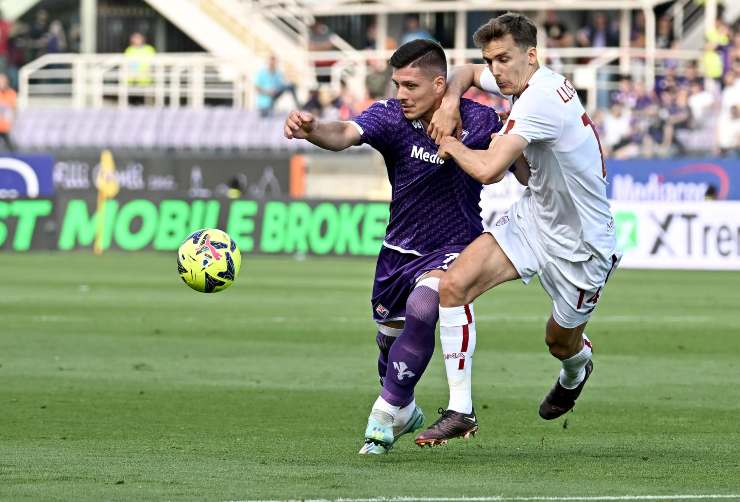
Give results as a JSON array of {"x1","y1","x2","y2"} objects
[
  {"x1": 376, "y1": 332, "x2": 396, "y2": 385},
  {"x1": 382, "y1": 284, "x2": 439, "y2": 407}
]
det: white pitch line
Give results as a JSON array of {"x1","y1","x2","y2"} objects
[{"x1": 230, "y1": 495, "x2": 740, "y2": 502}]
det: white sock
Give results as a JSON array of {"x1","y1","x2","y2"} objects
[
  {"x1": 372, "y1": 395, "x2": 400, "y2": 419},
  {"x1": 559, "y1": 334, "x2": 593, "y2": 389},
  {"x1": 439, "y1": 304, "x2": 476, "y2": 414},
  {"x1": 395, "y1": 399, "x2": 416, "y2": 425}
]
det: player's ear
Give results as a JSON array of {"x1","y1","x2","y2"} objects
[
  {"x1": 433, "y1": 75, "x2": 446, "y2": 95},
  {"x1": 527, "y1": 47, "x2": 538, "y2": 65}
]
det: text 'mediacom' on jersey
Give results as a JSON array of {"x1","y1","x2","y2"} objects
[{"x1": 410, "y1": 145, "x2": 445, "y2": 165}]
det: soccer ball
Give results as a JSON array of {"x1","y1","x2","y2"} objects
[{"x1": 177, "y1": 228, "x2": 241, "y2": 293}]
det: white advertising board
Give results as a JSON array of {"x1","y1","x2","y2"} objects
[{"x1": 480, "y1": 184, "x2": 740, "y2": 270}]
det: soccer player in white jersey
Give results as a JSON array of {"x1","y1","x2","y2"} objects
[{"x1": 420, "y1": 12, "x2": 621, "y2": 428}]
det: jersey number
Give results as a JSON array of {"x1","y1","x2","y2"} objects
[{"x1": 581, "y1": 113, "x2": 606, "y2": 178}]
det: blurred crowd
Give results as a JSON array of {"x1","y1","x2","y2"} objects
[
  {"x1": 1, "y1": 4, "x2": 738, "y2": 157},
  {"x1": 0, "y1": 8, "x2": 77, "y2": 89},
  {"x1": 292, "y1": 10, "x2": 739, "y2": 158},
  {"x1": 589, "y1": 14, "x2": 740, "y2": 157}
]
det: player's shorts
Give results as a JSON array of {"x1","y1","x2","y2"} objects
[
  {"x1": 486, "y1": 199, "x2": 621, "y2": 329},
  {"x1": 371, "y1": 244, "x2": 466, "y2": 323}
]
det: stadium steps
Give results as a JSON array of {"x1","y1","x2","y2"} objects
[
  {"x1": 142, "y1": 0, "x2": 310, "y2": 85},
  {"x1": 0, "y1": 0, "x2": 42, "y2": 21}
]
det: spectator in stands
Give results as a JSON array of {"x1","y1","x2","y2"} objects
[
  {"x1": 633, "y1": 79, "x2": 655, "y2": 110},
  {"x1": 309, "y1": 22, "x2": 337, "y2": 84},
  {"x1": 660, "y1": 88, "x2": 691, "y2": 154},
  {"x1": 400, "y1": 14, "x2": 434, "y2": 45},
  {"x1": 717, "y1": 70, "x2": 740, "y2": 155},
  {"x1": 631, "y1": 10, "x2": 646, "y2": 48},
  {"x1": 317, "y1": 85, "x2": 341, "y2": 120},
  {"x1": 365, "y1": 56, "x2": 392, "y2": 99},
  {"x1": 302, "y1": 84, "x2": 341, "y2": 120},
  {"x1": 703, "y1": 40, "x2": 724, "y2": 85},
  {"x1": 0, "y1": 73, "x2": 16, "y2": 151},
  {"x1": 656, "y1": 15, "x2": 675, "y2": 50},
  {"x1": 655, "y1": 62, "x2": 685, "y2": 97},
  {"x1": 45, "y1": 20, "x2": 67, "y2": 54},
  {"x1": 577, "y1": 13, "x2": 618, "y2": 107},
  {"x1": 28, "y1": 9, "x2": 50, "y2": 61},
  {"x1": 577, "y1": 12, "x2": 619, "y2": 48},
  {"x1": 254, "y1": 55, "x2": 298, "y2": 117},
  {"x1": 612, "y1": 75, "x2": 637, "y2": 108},
  {"x1": 707, "y1": 14, "x2": 732, "y2": 73},
  {"x1": 602, "y1": 102, "x2": 633, "y2": 158},
  {"x1": 336, "y1": 79, "x2": 361, "y2": 120},
  {"x1": 0, "y1": 8, "x2": 11, "y2": 74},
  {"x1": 684, "y1": 61, "x2": 702, "y2": 87},
  {"x1": 543, "y1": 10, "x2": 567, "y2": 46},
  {"x1": 124, "y1": 32, "x2": 156, "y2": 104},
  {"x1": 687, "y1": 78, "x2": 717, "y2": 128}
]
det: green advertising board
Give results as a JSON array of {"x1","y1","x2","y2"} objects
[{"x1": 0, "y1": 197, "x2": 390, "y2": 256}]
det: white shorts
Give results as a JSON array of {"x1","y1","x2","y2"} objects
[{"x1": 486, "y1": 199, "x2": 621, "y2": 329}]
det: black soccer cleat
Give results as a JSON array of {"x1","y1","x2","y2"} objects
[
  {"x1": 415, "y1": 407, "x2": 478, "y2": 447},
  {"x1": 539, "y1": 360, "x2": 594, "y2": 420}
]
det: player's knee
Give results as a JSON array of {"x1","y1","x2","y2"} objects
[
  {"x1": 406, "y1": 285, "x2": 440, "y2": 325},
  {"x1": 439, "y1": 274, "x2": 467, "y2": 306},
  {"x1": 545, "y1": 333, "x2": 570, "y2": 359},
  {"x1": 545, "y1": 327, "x2": 582, "y2": 360}
]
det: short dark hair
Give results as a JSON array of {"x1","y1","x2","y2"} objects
[
  {"x1": 473, "y1": 13, "x2": 538, "y2": 50},
  {"x1": 389, "y1": 39, "x2": 447, "y2": 78}
]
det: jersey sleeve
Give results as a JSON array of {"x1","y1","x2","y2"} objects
[
  {"x1": 499, "y1": 89, "x2": 563, "y2": 143},
  {"x1": 350, "y1": 101, "x2": 394, "y2": 151}
]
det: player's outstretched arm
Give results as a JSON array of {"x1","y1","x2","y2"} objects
[
  {"x1": 283, "y1": 110, "x2": 361, "y2": 152},
  {"x1": 437, "y1": 133, "x2": 528, "y2": 185},
  {"x1": 428, "y1": 64, "x2": 487, "y2": 143}
]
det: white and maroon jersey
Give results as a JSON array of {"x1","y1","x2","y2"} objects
[{"x1": 483, "y1": 66, "x2": 616, "y2": 262}]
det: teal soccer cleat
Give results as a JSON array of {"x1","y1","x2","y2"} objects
[{"x1": 359, "y1": 406, "x2": 424, "y2": 454}]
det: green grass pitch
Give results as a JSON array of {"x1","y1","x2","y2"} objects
[{"x1": 1, "y1": 252, "x2": 739, "y2": 501}]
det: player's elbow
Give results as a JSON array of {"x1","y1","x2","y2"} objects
[{"x1": 479, "y1": 169, "x2": 505, "y2": 185}]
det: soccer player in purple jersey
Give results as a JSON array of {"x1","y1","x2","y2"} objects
[{"x1": 284, "y1": 40, "x2": 509, "y2": 454}]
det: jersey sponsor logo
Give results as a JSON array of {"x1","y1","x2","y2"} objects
[
  {"x1": 444, "y1": 352, "x2": 465, "y2": 360},
  {"x1": 374, "y1": 303, "x2": 390, "y2": 319},
  {"x1": 460, "y1": 129, "x2": 470, "y2": 143},
  {"x1": 393, "y1": 361, "x2": 415, "y2": 381},
  {"x1": 495, "y1": 215, "x2": 510, "y2": 226},
  {"x1": 411, "y1": 120, "x2": 424, "y2": 129},
  {"x1": 556, "y1": 78, "x2": 577, "y2": 103},
  {"x1": 410, "y1": 145, "x2": 445, "y2": 165}
]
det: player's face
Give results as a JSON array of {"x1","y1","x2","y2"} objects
[
  {"x1": 391, "y1": 66, "x2": 445, "y2": 121},
  {"x1": 481, "y1": 34, "x2": 537, "y2": 96}
]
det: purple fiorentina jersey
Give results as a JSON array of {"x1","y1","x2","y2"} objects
[{"x1": 352, "y1": 98, "x2": 502, "y2": 255}]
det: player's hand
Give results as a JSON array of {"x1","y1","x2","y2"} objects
[
  {"x1": 428, "y1": 103, "x2": 462, "y2": 144},
  {"x1": 284, "y1": 110, "x2": 316, "y2": 140},
  {"x1": 437, "y1": 136, "x2": 459, "y2": 160}
]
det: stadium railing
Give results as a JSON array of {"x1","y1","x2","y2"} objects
[
  {"x1": 18, "y1": 53, "x2": 255, "y2": 109},
  {"x1": 18, "y1": 47, "x2": 703, "y2": 113}
]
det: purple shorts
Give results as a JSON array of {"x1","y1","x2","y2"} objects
[{"x1": 370, "y1": 244, "x2": 466, "y2": 322}]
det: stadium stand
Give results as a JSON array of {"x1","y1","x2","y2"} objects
[{"x1": 0, "y1": 0, "x2": 737, "y2": 157}]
